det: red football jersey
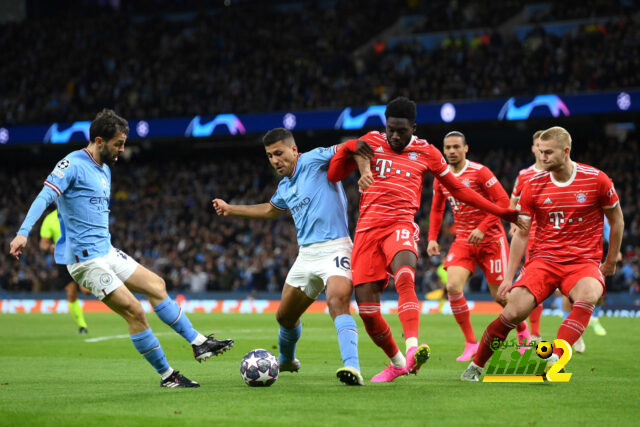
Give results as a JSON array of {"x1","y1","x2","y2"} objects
[
  {"x1": 512, "y1": 164, "x2": 544, "y2": 240},
  {"x1": 356, "y1": 131, "x2": 449, "y2": 233},
  {"x1": 429, "y1": 160, "x2": 508, "y2": 244},
  {"x1": 517, "y1": 162, "x2": 618, "y2": 264}
]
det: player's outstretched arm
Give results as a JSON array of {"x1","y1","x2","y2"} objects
[
  {"x1": 212, "y1": 198, "x2": 285, "y2": 220},
  {"x1": 327, "y1": 139, "x2": 374, "y2": 183},
  {"x1": 473, "y1": 170, "x2": 510, "y2": 244},
  {"x1": 497, "y1": 218, "x2": 531, "y2": 301},
  {"x1": 438, "y1": 171, "x2": 521, "y2": 225},
  {"x1": 601, "y1": 203, "x2": 624, "y2": 276},
  {"x1": 508, "y1": 196, "x2": 520, "y2": 237},
  {"x1": 10, "y1": 186, "x2": 58, "y2": 260},
  {"x1": 427, "y1": 179, "x2": 445, "y2": 255}
]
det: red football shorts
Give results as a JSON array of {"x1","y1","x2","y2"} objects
[
  {"x1": 512, "y1": 259, "x2": 605, "y2": 304},
  {"x1": 351, "y1": 222, "x2": 419, "y2": 287},
  {"x1": 443, "y1": 235, "x2": 509, "y2": 285}
]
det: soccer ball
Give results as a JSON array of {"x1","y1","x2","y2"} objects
[
  {"x1": 536, "y1": 341, "x2": 554, "y2": 359},
  {"x1": 240, "y1": 349, "x2": 279, "y2": 387}
]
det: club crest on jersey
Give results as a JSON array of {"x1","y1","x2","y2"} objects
[
  {"x1": 292, "y1": 183, "x2": 297, "y2": 195},
  {"x1": 463, "y1": 179, "x2": 471, "y2": 187},
  {"x1": 575, "y1": 192, "x2": 587, "y2": 203},
  {"x1": 101, "y1": 177, "x2": 108, "y2": 189},
  {"x1": 408, "y1": 152, "x2": 418, "y2": 160}
]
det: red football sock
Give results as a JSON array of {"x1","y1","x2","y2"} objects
[
  {"x1": 554, "y1": 301, "x2": 594, "y2": 357},
  {"x1": 448, "y1": 291, "x2": 476, "y2": 343},
  {"x1": 395, "y1": 266, "x2": 419, "y2": 341},
  {"x1": 358, "y1": 302, "x2": 399, "y2": 359},
  {"x1": 473, "y1": 314, "x2": 517, "y2": 368},
  {"x1": 516, "y1": 321, "x2": 528, "y2": 333},
  {"x1": 529, "y1": 303, "x2": 543, "y2": 337}
]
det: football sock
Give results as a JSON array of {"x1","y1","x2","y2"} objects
[
  {"x1": 529, "y1": 303, "x2": 543, "y2": 337},
  {"x1": 278, "y1": 323, "x2": 301, "y2": 363},
  {"x1": 406, "y1": 337, "x2": 418, "y2": 350},
  {"x1": 153, "y1": 297, "x2": 198, "y2": 343},
  {"x1": 160, "y1": 368, "x2": 174, "y2": 380},
  {"x1": 473, "y1": 314, "x2": 517, "y2": 368},
  {"x1": 395, "y1": 266, "x2": 420, "y2": 341},
  {"x1": 130, "y1": 328, "x2": 171, "y2": 374},
  {"x1": 554, "y1": 301, "x2": 594, "y2": 357},
  {"x1": 68, "y1": 300, "x2": 88, "y2": 328},
  {"x1": 358, "y1": 302, "x2": 400, "y2": 359},
  {"x1": 334, "y1": 314, "x2": 360, "y2": 371},
  {"x1": 391, "y1": 351, "x2": 406, "y2": 368},
  {"x1": 448, "y1": 291, "x2": 476, "y2": 343},
  {"x1": 516, "y1": 321, "x2": 527, "y2": 333}
]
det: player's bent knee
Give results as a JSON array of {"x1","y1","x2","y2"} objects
[
  {"x1": 275, "y1": 311, "x2": 297, "y2": 329},
  {"x1": 327, "y1": 294, "x2": 351, "y2": 316}
]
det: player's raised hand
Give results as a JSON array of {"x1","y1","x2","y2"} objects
[
  {"x1": 468, "y1": 228, "x2": 485, "y2": 246},
  {"x1": 9, "y1": 235, "x2": 27, "y2": 260},
  {"x1": 496, "y1": 278, "x2": 513, "y2": 302},
  {"x1": 427, "y1": 240, "x2": 440, "y2": 256},
  {"x1": 354, "y1": 140, "x2": 374, "y2": 159},
  {"x1": 212, "y1": 198, "x2": 231, "y2": 216}
]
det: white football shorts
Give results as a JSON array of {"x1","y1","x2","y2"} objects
[
  {"x1": 67, "y1": 247, "x2": 139, "y2": 300},
  {"x1": 285, "y1": 237, "x2": 353, "y2": 299}
]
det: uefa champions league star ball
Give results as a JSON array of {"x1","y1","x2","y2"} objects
[
  {"x1": 240, "y1": 349, "x2": 279, "y2": 387},
  {"x1": 536, "y1": 341, "x2": 554, "y2": 359}
]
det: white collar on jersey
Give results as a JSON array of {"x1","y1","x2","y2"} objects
[
  {"x1": 451, "y1": 159, "x2": 469, "y2": 177},
  {"x1": 403, "y1": 135, "x2": 418, "y2": 149},
  {"x1": 550, "y1": 161, "x2": 577, "y2": 187}
]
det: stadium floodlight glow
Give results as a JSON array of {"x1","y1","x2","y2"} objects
[
  {"x1": 498, "y1": 95, "x2": 570, "y2": 121},
  {"x1": 440, "y1": 103, "x2": 456, "y2": 123},
  {"x1": 43, "y1": 121, "x2": 91, "y2": 143},
  {"x1": 334, "y1": 106, "x2": 386, "y2": 130},
  {"x1": 136, "y1": 120, "x2": 150, "y2": 137},
  {"x1": 184, "y1": 114, "x2": 246, "y2": 137},
  {"x1": 0, "y1": 128, "x2": 8, "y2": 144},
  {"x1": 283, "y1": 113, "x2": 297, "y2": 130},
  {"x1": 617, "y1": 92, "x2": 631, "y2": 111}
]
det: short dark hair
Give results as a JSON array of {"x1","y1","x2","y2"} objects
[
  {"x1": 444, "y1": 130, "x2": 467, "y2": 145},
  {"x1": 262, "y1": 128, "x2": 294, "y2": 147},
  {"x1": 385, "y1": 96, "x2": 417, "y2": 123},
  {"x1": 90, "y1": 109, "x2": 129, "y2": 142}
]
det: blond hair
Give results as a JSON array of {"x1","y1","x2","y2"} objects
[
  {"x1": 532, "y1": 130, "x2": 544, "y2": 141},
  {"x1": 540, "y1": 126, "x2": 572, "y2": 148}
]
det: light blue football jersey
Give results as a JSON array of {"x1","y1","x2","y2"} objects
[
  {"x1": 43, "y1": 149, "x2": 112, "y2": 264},
  {"x1": 270, "y1": 146, "x2": 349, "y2": 246}
]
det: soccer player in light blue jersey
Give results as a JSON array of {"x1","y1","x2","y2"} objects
[
  {"x1": 213, "y1": 127, "x2": 372, "y2": 386},
  {"x1": 9, "y1": 109, "x2": 233, "y2": 388}
]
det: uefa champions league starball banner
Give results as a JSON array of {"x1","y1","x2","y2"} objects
[{"x1": 0, "y1": 90, "x2": 637, "y2": 145}]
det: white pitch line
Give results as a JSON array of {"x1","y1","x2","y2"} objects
[{"x1": 84, "y1": 332, "x2": 173, "y2": 343}]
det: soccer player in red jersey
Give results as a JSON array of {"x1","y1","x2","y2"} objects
[
  {"x1": 509, "y1": 130, "x2": 546, "y2": 343},
  {"x1": 327, "y1": 97, "x2": 521, "y2": 382},
  {"x1": 461, "y1": 126, "x2": 624, "y2": 381},
  {"x1": 427, "y1": 131, "x2": 529, "y2": 362}
]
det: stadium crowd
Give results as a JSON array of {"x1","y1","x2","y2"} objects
[
  {"x1": 1, "y1": 1, "x2": 638, "y2": 125},
  {"x1": 1, "y1": 135, "x2": 639, "y2": 296}
]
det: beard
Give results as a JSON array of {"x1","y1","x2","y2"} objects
[{"x1": 100, "y1": 147, "x2": 117, "y2": 166}]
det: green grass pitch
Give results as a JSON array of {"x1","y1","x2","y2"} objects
[{"x1": 1, "y1": 312, "x2": 639, "y2": 426}]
